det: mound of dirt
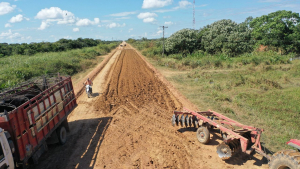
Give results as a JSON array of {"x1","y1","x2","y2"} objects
[
  {"x1": 95, "y1": 49, "x2": 182, "y2": 113},
  {"x1": 33, "y1": 47, "x2": 268, "y2": 169}
]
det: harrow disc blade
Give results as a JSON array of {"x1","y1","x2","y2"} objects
[
  {"x1": 181, "y1": 115, "x2": 185, "y2": 127},
  {"x1": 189, "y1": 116, "x2": 193, "y2": 127},
  {"x1": 193, "y1": 116, "x2": 199, "y2": 128},
  {"x1": 171, "y1": 114, "x2": 176, "y2": 127},
  {"x1": 216, "y1": 143, "x2": 232, "y2": 160},
  {"x1": 176, "y1": 114, "x2": 180, "y2": 126},
  {"x1": 185, "y1": 115, "x2": 190, "y2": 127}
]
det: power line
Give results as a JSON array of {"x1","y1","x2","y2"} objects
[{"x1": 160, "y1": 26, "x2": 168, "y2": 57}]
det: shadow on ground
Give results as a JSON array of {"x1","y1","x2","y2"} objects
[
  {"x1": 31, "y1": 117, "x2": 112, "y2": 169},
  {"x1": 178, "y1": 127, "x2": 269, "y2": 167},
  {"x1": 92, "y1": 93, "x2": 99, "y2": 97}
]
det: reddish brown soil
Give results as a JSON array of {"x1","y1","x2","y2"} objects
[
  {"x1": 95, "y1": 49, "x2": 182, "y2": 114},
  {"x1": 32, "y1": 47, "x2": 268, "y2": 169}
]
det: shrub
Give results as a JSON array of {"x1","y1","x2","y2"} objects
[{"x1": 165, "y1": 29, "x2": 200, "y2": 54}]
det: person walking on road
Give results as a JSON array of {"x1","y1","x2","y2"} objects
[
  {"x1": 84, "y1": 78, "x2": 93, "y2": 86},
  {"x1": 83, "y1": 78, "x2": 93, "y2": 94}
]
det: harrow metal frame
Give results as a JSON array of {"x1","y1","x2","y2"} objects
[{"x1": 173, "y1": 107, "x2": 271, "y2": 160}]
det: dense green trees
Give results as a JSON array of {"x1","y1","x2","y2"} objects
[
  {"x1": 165, "y1": 29, "x2": 200, "y2": 55},
  {"x1": 165, "y1": 10, "x2": 300, "y2": 57},
  {"x1": 201, "y1": 19, "x2": 253, "y2": 56},
  {"x1": 165, "y1": 19, "x2": 253, "y2": 56},
  {"x1": 0, "y1": 38, "x2": 105, "y2": 57},
  {"x1": 250, "y1": 10, "x2": 300, "y2": 53}
]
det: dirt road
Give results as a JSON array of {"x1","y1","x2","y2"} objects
[{"x1": 33, "y1": 46, "x2": 268, "y2": 169}]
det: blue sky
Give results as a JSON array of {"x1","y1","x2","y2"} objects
[{"x1": 0, "y1": 0, "x2": 299, "y2": 43}]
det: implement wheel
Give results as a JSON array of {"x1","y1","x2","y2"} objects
[
  {"x1": 269, "y1": 150, "x2": 300, "y2": 169},
  {"x1": 196, "y1": 126, "x2": 210, "y2": 144}
]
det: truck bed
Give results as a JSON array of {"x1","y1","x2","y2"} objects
[{"x1": 0, "y1": 75, "x2": 77, "y2": 163}]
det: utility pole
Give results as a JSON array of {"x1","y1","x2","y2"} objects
[
  {"x1": 160, "y1": 26, "x2": 168, "y2": 57},
  {"x1": 193, "y1": 0, "x2": 195, "y2": 29}
]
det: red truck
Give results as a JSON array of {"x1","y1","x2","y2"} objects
[{"x1": 0, "y1": 74, "x2": 77, "y2": 168}]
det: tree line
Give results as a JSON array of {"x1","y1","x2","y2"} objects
[
  {"x1": 0, "y1": 38, "x2": 116, "y2": 57},
  {"x1": 164, "y1": 10, "x2": 300, "y2": 57}
]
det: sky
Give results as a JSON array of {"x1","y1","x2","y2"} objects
[{"x1": 0, "y1": 0, "x2": 299, "y2": 43}]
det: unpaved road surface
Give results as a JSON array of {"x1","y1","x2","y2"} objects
[{"x1": 33, "y1": 46, "x2": 268, "y2": 169}]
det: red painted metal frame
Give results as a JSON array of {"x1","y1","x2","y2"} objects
[
  {"x1": 0, "y1": 76, "x2": 77, "y2": 164},
  {"x1": 174, "y1": 107, "x2": 268, "y2": 158},
  {"x1": 287, "y1": 139, "x2": 300, "y2": 150}
]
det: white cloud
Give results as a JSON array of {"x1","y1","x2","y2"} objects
[
  {"x1": 5, "y1": 23, "x2": 12, "y2": 28},
  {"x1": 137, "y1": 12, "x2": 158, "y2": 23},
  {"x1": 151, "y1": 28, "x2": 164, "y2": 37},
  {"x1": 110, "y1": 11, "x2": 136, "y2": 17},
  {"x1": 0, "y1": 29, "x2": 21, "y2": 39},
  {"x1": 35, "y1": 7, "x2": 76, "y2": 27},
  {"x1": 20, "y1": 36, "x2": 32, "y2": 41},
  {"x1": 35, "y1": 7, "x2": 74, "y2": 20},
  {"x1": 101, "y1": 20, "x2": 111, "y2": 23},
  {"x1": 107, "y1": 23, "x2": 117, "y2": 28},
  {"x1": 0, "y1": 2, "x2": 16, "y2": 15},
  {"x1": 143, "y1": 17, "x2": 156, "y2": 23},
  {"x1": 64, "y1": 36, "x2": 72, "y2": 39},
  {"x1": 94, "y1": 18, "x2": 100, "y2": 24},
  {"x1": 142, "y1": 0, "x2": 173, "y2": 9},
  {"x1": 155, "y1": 0, "x2": 195, "y2": 13},
  {"x1": 173, "y1": 0, "x2": 192, "y2": 10},
  {"x1": 178, "y1": 0, "x2": 192, "y2": 8},
  {"x1": 38, "y1": 21, "x2": 49, "y2": 30},
  {"x1": 137, "y1": 12, "x2": 158, "y2": 19},
  {"x1": 106, "y1": 23, "x2": 126, "y2": 28},
  {"x1": 0, "y1": 29, "x2": 13, "y2": 37},
  {"x1": 164, "y1": 21, "x2": 173, "y2": 25},
  {"x1": 76, "y1": 18, "x2": 100, "y2": 26},
  {"x1": 9, "y1": 14, "x2": 29, "y2": 23},
  {"x1": 73, "y1": 28, "x2": 79, "y2": 32},
  {"x1": 116, "y1": 17, "x2": 130, "y2": 20},
  {"x1": 154, "y1": 9, "x2": 176, "y2": 13},
  {"x1": 128, "y1": 28, "x2": 133, "y2": 32}
]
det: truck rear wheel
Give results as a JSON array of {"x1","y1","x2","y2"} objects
[
  {"x1": 57, "y1": 125, "x2": 67, "y2": 145},
  {"x1": 269, "y1": 150, "x2": 300, "y2": 169}
]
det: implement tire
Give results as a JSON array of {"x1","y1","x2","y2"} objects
[
  {"x1": 269, "y1": 150, "x2": 300, "y2": 169},
  {"x1": 196, "y1": 126, "x2": 210, "y2": 144}
]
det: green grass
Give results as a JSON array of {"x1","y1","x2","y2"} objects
[
  {"x1": 133, "y1": 40, "x2": 300, "y2": 153},
  {"x1": 0, "y1": 42, "x2": 118, "y2": 89}
]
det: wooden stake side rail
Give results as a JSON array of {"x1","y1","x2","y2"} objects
[{"x1": 0, "y1": 76, "x2": 77, "y2": 163}]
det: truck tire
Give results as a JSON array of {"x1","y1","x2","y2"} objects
[
  {"x1": 196, "y1": 126, "x2": 210, "y2": 144},
  {"x1": 57, "y1": 125, "x2": 67, "y2": 145},
  {"x1": 62, "y1": 119, "x2": 70, "y2": 132},
  {"x1": 269, "y1": 150, "x2": 300, "y2": 169}
]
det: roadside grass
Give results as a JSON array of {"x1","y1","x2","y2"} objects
[
  {"x1": 134, "y1": 40, "x2": 300, "y2": 153},
  {"x1": 0, "y1": 42, "x2": 118, "y2": 89}
]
